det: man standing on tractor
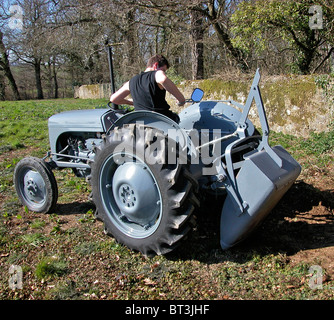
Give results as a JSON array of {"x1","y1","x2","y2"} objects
[{"x1": 109, "y1": 54, "x2": 185, "y2": 123}]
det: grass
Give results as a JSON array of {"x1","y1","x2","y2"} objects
[
  {"x1": 35, "y1": 256, "x2": 68, "y2": 280},
  {"x1": 0, "y1": 98, "x2": 108, "y2": 155},
  {"x1": 0, "y1": 98, "x2": 333, "y2": 301},
  {"x1": 270, "y1": 129, "x2": 334, "y2": 170}
]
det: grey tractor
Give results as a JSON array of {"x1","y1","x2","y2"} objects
[{"x1": 14, "y1": 69, "x2": 301, "y2": 256}]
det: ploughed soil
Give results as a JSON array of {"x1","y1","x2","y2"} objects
[
  {"x1": 177, "y1": 156, "x2": 334, "y2": 276},
  {"x1": 2, "y1": 146, "x2": 334, "y2": 279},
  {"x1": 240, "y1": 165, "x2": 334, "y2": 276}
]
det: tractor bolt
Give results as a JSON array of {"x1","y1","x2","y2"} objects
[
  {"x1": 144, "y1": 223, "x2": 152, "y2": 230},
  {"x1": 217, "y1": 174, "x2": 226, "y2": 182},
  {"x1": 27, "y1": 180, "x2": 37, "y2": 195}
]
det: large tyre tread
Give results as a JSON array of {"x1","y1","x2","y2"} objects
[{"x1": 90, "y1": 124, "x2": 199, "y2": 256}]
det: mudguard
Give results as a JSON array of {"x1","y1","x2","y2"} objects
[{"x1": 111, "y1": 110, "x2": 198, "y2": 159}]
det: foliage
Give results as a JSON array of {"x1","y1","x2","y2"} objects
[
  {"x1": 270, "y1": 129, "x2": 334, "y2": 170},
  {"x1": 166, "y1": 67, "x2": 186, "y2": 85},
  {"x1": 1, "y1": 0, "x2": 334, "y2": 101},
  {"x1": 35, "y1": 256, "x2": 68, "y2": 280},
  {"x1": 231, "y1": 0, "x2": 334, "y2": 74}
]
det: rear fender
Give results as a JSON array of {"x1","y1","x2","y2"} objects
[{"x1": 110, "y1": 110, "x2": 198, "y2": 159}]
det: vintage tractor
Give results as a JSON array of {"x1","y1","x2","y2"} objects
[{"x1": 13, "y1": 69, "x2": 301, "y2": 256}]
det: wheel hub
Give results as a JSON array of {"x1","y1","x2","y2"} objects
[
  {"x1": 23, "y1": 170, "x2": 46, "y2": 203},
  {"x1": 112, "y1": 162, "x2": 160, "y2": 226},
  {"x1": 26, "y1": 179, "x2": 38, "y2": 196},
  {"x1": 119, "y1": 184, "x2": 136, "y2": 208}
]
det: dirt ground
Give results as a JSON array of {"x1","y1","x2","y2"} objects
[
  {"x1": 2, "y1": 146, "x2": 334, "y2": 281},
  {"x1": 258, "y1": 165, "x2": 334, "y2": 277}
]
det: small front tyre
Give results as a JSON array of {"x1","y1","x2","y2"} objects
[{"x1": 14, "y1": 157, "x2": 58, "y2": 213}]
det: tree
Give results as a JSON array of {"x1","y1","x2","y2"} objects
[
  {"x1": 187, "y1": 0, "x2": 249, "y2": 72},
  {"x1": 0, "y1": 30, "x2": 20, "y2": 100},
  {"x1": 9, "y1": 0, "x2": 54, "y2": 99},
  {"x1": 190, "y1": 10, "x2": 204, "y2": 80},
  {"x1": 156, "y1": 0, "x2": 249, "y2": 73},
  {"x1": 231, "y1": 0, "x2": 334, "y2": 74},
  {"x1": 125, "y1": 0, "x2": 247, "y2": 76}
]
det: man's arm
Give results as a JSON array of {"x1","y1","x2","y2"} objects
[
  {"x1": 155, "y1": 70, "x2": 186, "y2": 106},
  {"x1": 110, "y1": 81, "x2": 133, "y2": 105}
]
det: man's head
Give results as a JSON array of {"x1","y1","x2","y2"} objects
[{"x1": 147, "y1": 54, "x2": 170, "y2": 71}]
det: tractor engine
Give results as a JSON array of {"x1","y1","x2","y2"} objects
[
  {"x1": 62, "y1": 135, "x2": 101, "y2": 177},
  {"x1": 47, "y1": 108, "x2": 108, "y2": 177}
]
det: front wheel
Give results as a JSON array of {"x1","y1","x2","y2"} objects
[
  {"x1": 14, "y1": 157, "x2": 58, "y2": 213},
  {"x1": 90, "y1": 124, "x2": 199, "y2": 256}
]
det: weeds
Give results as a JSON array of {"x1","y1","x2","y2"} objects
[
  {"x1": 270, "y1": 129, "x2": 334, "y2": 169},
  {"x1": 35, "y1": 256, "x2": 68, "y2": 280},
  {"x1": 74, "y1": 241, "x2": 100, "y2": 256},
  {"x1": 46, "y1": 280, "x2": 79, "y2": 300},
  {"x1": 77, "y1": 209, "x2": 96, "y2": 224},
  {"x1": 21, "y1": 233, "x2": 46, "y2": 247},
  {"x1": 30, "y1": 219, "x2": 46, "y2": 229}
]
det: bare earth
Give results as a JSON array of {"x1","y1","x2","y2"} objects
[
  {"x1": 258, "y1": 165, "x2": 334, "y2": 277},
  {"x1": 2, "y1": 146, "x2": 334, "y2": 292}
]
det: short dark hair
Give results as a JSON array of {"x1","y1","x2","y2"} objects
[{"x1": 147, "y1": 54, "x2": 170, "y2": 69}]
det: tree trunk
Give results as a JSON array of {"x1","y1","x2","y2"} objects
[
  {"x1": 284, "y1": 27, "x2": 318, "y2": 74},
  {"x1": 212, "y1": 21, "x2": 248, "y2": 71},
  {"x1": 0, "y1": 31, "x2": 21, "y2": 100},
  {"x1": 125, "y1": 8, "x2": 140, "y2": 73},
  {"x1": 34, "y1": 58, "x2": 44, "y2": 99},
  {"x1": 206, "y1": 1, "x2": 249, "y2": 72},
  {"x1": 190, "y1": 11, "x2": 204, "y2": 80},
  {"x1": 53, "y1": 59, "x2": 58, "y2": 99},
  {"x1": 0, "y1": 73, "x2": 5, "y2": 100}
]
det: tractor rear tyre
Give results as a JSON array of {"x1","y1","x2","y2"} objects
[
  {"x1": 90, "y1": 124, "x2": 199, "y2": 256},
  {"x1": 14, "y1": 157, "x2": 58, "y2": 213}
]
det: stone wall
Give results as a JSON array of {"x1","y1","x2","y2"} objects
[
  {"x1": 74, "y1": 83, "x2": 112, "y2": 99},
  {"x1": 176, "y1": 75, "x2": 332, "y2": 137},
  {"x1": 74, "y1": 76, "x2": 333, "y2": 137}
]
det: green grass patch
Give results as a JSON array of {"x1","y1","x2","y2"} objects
[
  {"x1": 270, "y1": 129, "x2": 334, "y2": 169},
  {"x1": 35, "y1": 256, "x2": 68, "y2": 280},
  {"x1": 21, "y1": 233, "x2": 46, "y2": 247},
  {"x1": 0, "y1": 98, "x2": 107, "y2": 154}
]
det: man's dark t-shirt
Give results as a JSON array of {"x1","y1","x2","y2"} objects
[
  {"x1": 129, "y1": 70, "x2": 180, "y2": 123},
  {"x1": 129, "y1": 71, "x2": 171, "y2": 113}
]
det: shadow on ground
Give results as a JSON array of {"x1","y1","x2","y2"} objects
[{"x1": 169, "y1": 181, "x2": 334, "y2": 264}]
